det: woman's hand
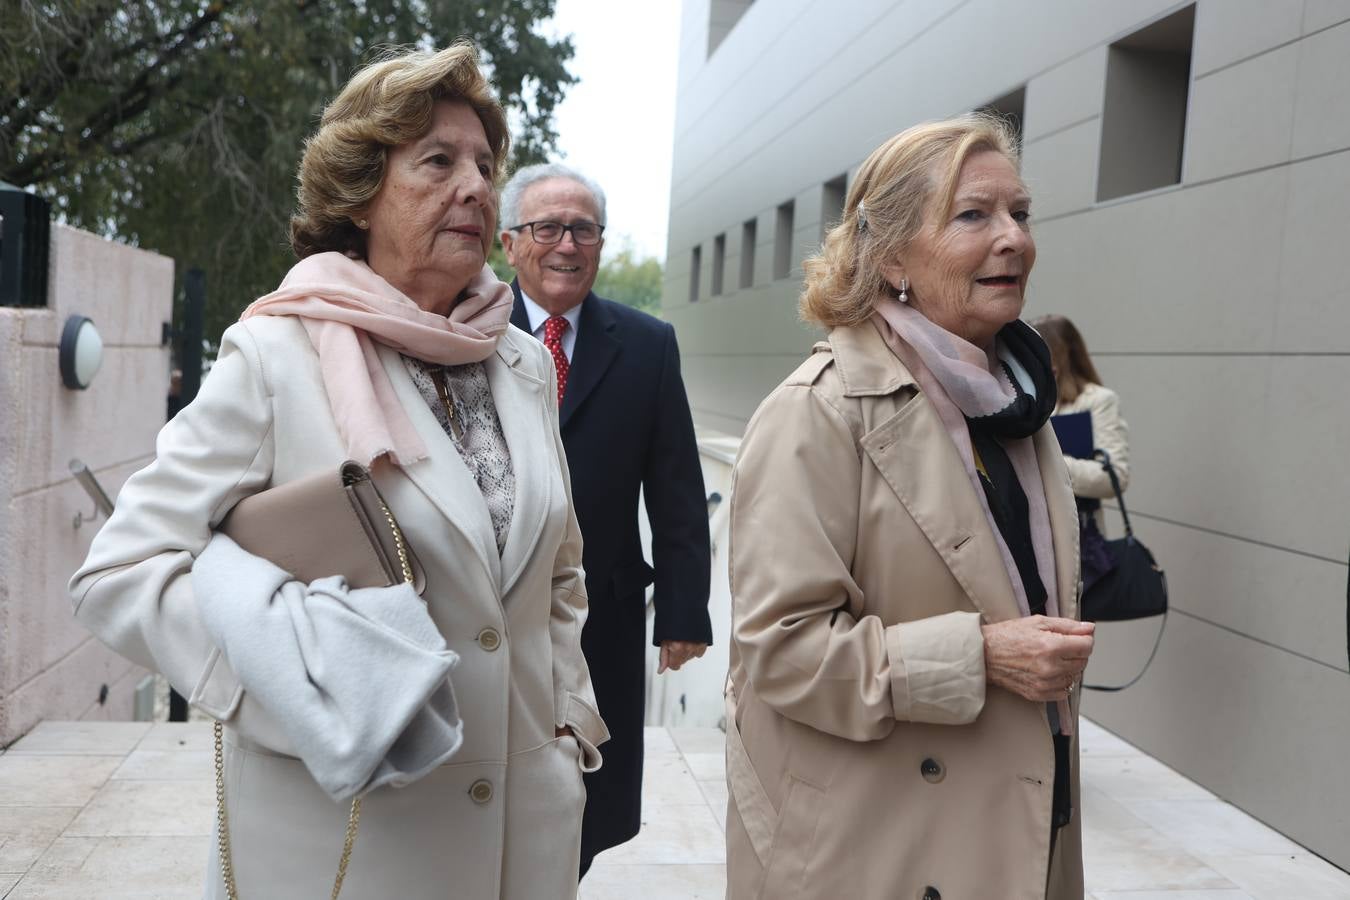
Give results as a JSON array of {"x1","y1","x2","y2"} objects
[{"x1": 982, "y1": 616, "x2": 1095, "y2": 702}]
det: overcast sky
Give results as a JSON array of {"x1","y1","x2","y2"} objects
[{"x1": 543, "y1": 0, "x2": 682, "y2": 262}]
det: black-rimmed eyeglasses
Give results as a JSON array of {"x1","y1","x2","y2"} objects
[{"x1": 509, "y1": 221, "x2": 605, "y2": 246}]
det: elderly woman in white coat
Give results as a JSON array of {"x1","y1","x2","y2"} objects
[{"x1": 70, "y1": 43, "x2": 606, "y2": 899}]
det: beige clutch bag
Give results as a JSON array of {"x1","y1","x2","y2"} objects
[{"x1": 219, "y1": 460, "x2": 426, "y2": 594}]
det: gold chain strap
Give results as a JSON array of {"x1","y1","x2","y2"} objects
[{"x1": 213, "y1": 493, "x2": 412, "y2": 898}]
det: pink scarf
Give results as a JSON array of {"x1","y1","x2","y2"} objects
[
  {"x1": 241, "y1": 252, "x2": 514, "y2": 466},
  {"x1": 871, "y1": 299, "x2": 1070, "y2": 731}
]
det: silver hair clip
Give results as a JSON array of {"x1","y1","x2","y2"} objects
[{"x1": 856, "y1": 199, "x2": 868, "y2": 232}]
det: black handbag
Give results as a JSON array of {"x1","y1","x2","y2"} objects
[{"x1": 1080, "y1": 449, "x2": 1168, "y2": 691}]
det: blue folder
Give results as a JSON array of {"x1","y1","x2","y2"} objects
[{"x1": 1050, "y1": 410, "x2": 1094, "y2": 459}]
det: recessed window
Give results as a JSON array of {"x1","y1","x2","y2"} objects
[
  {"x1": 711, "y1": 233, "x2": 726, "y2": 296},
  {"x1": 708, "y1": 0, "x2": 755, "y2": 57},
  {"x1": 979, "y1": 86, "x2": 1025, "y2": 146},
  {"x1": 739, "y1": 218, "x2": 757, "y2": 289},
  {"x1": 821, "y1": 175, "x2": 847, "y2": 241},
  {"x1": 1097, "y1": 4, "x2": 1195, "y2": 201},
  {"x1": 773, "y1": 200, "x2": 794, "y2": 281},
  {"x1": 689, "y1": 245, "x2": 702, "y2": 303}
]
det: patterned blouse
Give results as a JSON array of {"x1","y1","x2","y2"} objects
[{"x1": 402, "y1": 357, "x2": 515, "y2": 554}]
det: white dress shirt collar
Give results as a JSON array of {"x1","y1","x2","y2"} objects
[{"x1": 520, "y1": 290, "x2": 584, "y2": 362}]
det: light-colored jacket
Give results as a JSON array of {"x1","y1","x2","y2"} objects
[
  {"x1": 726, "y1": 322, "x2": 1083, "y2": 900},
  {"x1": 70, "y1": 316, "x2": 608, "y2": 899},
  {"x1": 1056, "y1": 381, "x2": 1129, "y2": 500}
]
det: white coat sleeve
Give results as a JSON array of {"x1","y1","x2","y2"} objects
[
  {"x1": 730, "y1": 384, "x2": 986, "y2": 743},
  {"x1": 1064, "y1": 387, "x2": 1130, "y2": 500},
  {"x1": 68, "y1": 321, "x2": 293, "y2": 750}
]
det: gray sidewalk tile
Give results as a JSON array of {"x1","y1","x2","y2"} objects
[
  {"x1": 0, "y1": 757, "x2": 122, "y2": 808},
  {"x1": 6, "y1": 724, "x2": 150, "y2": 757},
  {"x1": 65, "y1": 781, "x2": 213, "y2": 838},
  {"x1": 0, "y1": 808, "x2": 79, "y2": 873},
  {"x1": 134, "y1": 723, "x2": 213, "y2": 754},
  {"x1": 111, "y1": 750, "x2": 213, "y2": 782},
  {"x1": 581, "y1": 863, "x2": 726, "y2": 899},
  {"x1": 6, "y1": 836, "x2": 207, "y2": 900}
]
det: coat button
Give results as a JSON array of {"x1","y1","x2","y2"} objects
[
  {"x1": 469, "y1": 779, "x2": 493, "y2": 804},
  {"x1": 920, "y1": 757, "x2": 945, "y2": 784},
  {"x1": 921, "y1": 888, "x2": 941, "y2": 900},
  {"x1": 477, "y1": 628, "x2": 501, "y2": 651}
]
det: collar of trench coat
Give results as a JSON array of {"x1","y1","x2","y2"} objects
[{"x1": 822, "y1": 320, "x2": 1081, "y2": 625}]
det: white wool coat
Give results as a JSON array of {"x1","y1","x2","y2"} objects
[{"x1": 70, "y1": 317, "x2": 608, "y2": 899}]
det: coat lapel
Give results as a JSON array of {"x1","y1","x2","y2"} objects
[
  {"x1": 1034, "y1": 426, "x2": 1081, "y2": 620},
  {"x1": 484, "y1": 330, "x2": 553, "y2": 597},
  {"x1": 559, "y1": 294, "x2": 619, "y2": 429},
  {"x1": 834, "y1": 323, "x2": 1024, "y2": 623},
  {"x1": 859, "y1": 395, "x2": 1025, "y2": 623},
  {"x1": 376, "y1": 343, "x2": 501, "y2": 588}
]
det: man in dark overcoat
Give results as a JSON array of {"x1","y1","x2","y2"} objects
[{"x1": 499, "y1": 163, "x2": 713, "y2": 877}]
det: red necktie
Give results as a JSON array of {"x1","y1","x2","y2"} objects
[{"x1": 543, "y1": 316, "x2": 570, "y2": 406}]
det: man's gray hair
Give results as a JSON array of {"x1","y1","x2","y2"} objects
[{"x1": 500, "y1": 163, "x2": 608, "y2": 231}]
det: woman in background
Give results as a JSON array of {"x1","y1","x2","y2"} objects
[{"x1": 1032, "y1": 314, "x2": 1130, "y2": 532}]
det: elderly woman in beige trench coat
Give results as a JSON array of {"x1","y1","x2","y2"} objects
[
  {"x1": 70, "y1": 44, "x2": 606, "y2": 899},
  {"x1": 725, "y1": 115, "x2": 1095, "y2": 900}
]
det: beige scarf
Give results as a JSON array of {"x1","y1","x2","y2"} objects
[{"x1": 241, "y1": 252, "x2": 514, "y2": 466}]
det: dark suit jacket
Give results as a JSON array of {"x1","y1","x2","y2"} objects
[{"x1": 511, "y1": 284, "x2": 712, "y2": 859}]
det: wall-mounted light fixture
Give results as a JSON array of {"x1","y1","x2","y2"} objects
[{"x1": 59, "y1": 315, "x2": 103, "y2": 390}]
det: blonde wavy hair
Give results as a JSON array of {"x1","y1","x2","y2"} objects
[
  {"x1": 289, "y1": 42, "x2": 510, "y2": 260},
  {"x1": 800, "y1": 113, "x2": 1021, "y2": 328}
]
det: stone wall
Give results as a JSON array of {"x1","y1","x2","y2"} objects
[{"x1": 0, "y1": 224, "x2": 173, "y2": 746}]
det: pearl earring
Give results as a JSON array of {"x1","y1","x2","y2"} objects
[
  {"x1": 357, "y1": 218, "x2": 369, "y2": 229},
  {"x1": 898, "y1": 277, "x2": 909, "y2": 303}
]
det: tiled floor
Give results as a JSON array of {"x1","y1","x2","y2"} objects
[{"x1": 1, "y1": 719, "x2": 1346, "y2": 898}]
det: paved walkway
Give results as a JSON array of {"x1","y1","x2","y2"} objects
[{"x1": 1, "y1": 719, "x2": 1346, "y2": 899}]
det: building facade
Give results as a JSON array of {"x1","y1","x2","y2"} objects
[
  {"x1": 0, "y1": 225, "x2": 173, "y2": 744},
  {"x1": 665, "y1": 0, "x2": 1350, "y2": 871}
]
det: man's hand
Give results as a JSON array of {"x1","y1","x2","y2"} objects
[
  {"x1": 658, "y1": 640, "x2": 708, "y2": 674},
  {"x1": 982, "y1": 616, "x2": 1095, "y2": 702}
]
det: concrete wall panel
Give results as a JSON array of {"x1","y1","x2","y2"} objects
[
  {"x1": 1185, "y1": 44, "x2": 1299, "y2": 182},
  {"x1": 1290, "y1": 20, "x2": 1350, "y2": 158},
  {"x1": 1022, "y1": 117, "x2": 1101, "y2": 219},
  {"x1": 1030, "y1": 167, "x2": 1287, "y2": 354},
  {"x1": 1094, "y1": 354, "x2": 1350, "y2": 561},
  {"x1": 1023, "y1": 48, "x2": 1107, "y2": 143},
  {"x1": 3, "y1": 458, "x2": 151, "y2": 696},
  {"x1": 1274, "y1": 148, "x2": 1350, "y2": 351},
  {"x1": 0, "y1": 636, "x2": 140, "y2": 745},
  {"x1": 1301, "y1": 0, "x2": 1350, "y2": 34},
  {"x1": 24, "y1": 226, "x2": 174, "y2": 349},
  {"x1": 1191, "y1": 0, "x2": 1303, "y2": 76},
  {"x1": 1109, "y1": 517, "x2": 1347, "y2": 671},
  {"x1": 13, "y1": 346, "x2": 168, "y2": 497}
]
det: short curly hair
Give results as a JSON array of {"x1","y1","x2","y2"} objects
[
  {"x1": 800, "y1": 113, "x2": 1021, "y2": 328},
  {"x1": 289, "y1": 42, "x2": 510, "y2": 260}
]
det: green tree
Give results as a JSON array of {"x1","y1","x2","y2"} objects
[
  {"x1": 1, "y1": 0, "x2": 575, "y2": 343},
  {"x1": 592, "y1": 245, "x2": 663, "y2": 316}
]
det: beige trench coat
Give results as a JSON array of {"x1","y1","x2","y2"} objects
[
  {"x1": 71, "y1": 317, "x2": 608, "y2": 899},
  {"x1": 726, "y1": 321, "x2": 1084, "y2": 900}
]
